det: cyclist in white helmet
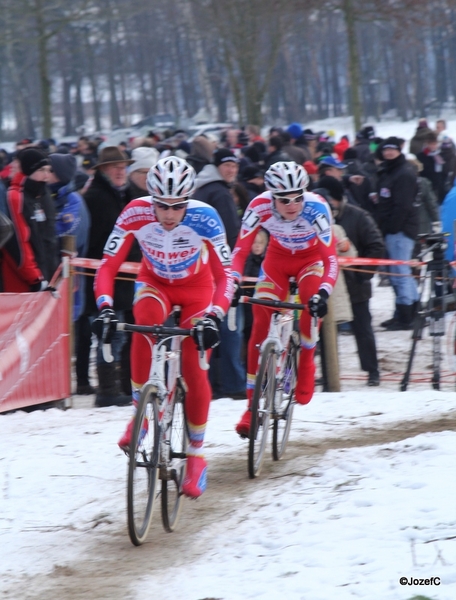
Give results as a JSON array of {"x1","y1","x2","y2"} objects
[
  {"x1": 231, "y1": 161, "x2": 339, "y2": 437},
  {"x1": 94, "y1": 156, "x2": 234, "y2": 497}
]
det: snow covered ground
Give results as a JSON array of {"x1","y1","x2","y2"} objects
[{"x1": 1, "y1": 278, "x2": 455, "y2": 600}]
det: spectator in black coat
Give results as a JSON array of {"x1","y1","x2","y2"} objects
[
  {"x1": 314, "y1": 176, "x2": 385, "y2": 386},
  {"x1": 78, "y1": 147, "x2": 136, "y2": 406},
  {"x1": 376, "y1": 137, "x2": 420, "y2": 329},
  {"x1": 193, "y1": 148, "x2": 245, "y2": 399}
]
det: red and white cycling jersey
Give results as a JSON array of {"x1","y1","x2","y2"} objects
[
  {"x1": 231, "y1": 191, "x2": 338, "y2": 296},
  {"x1": 94, "y1": 198, "x2": 233, "y2": 316}
]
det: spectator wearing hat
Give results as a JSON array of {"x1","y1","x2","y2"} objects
[
  {"x1": 317, "y1": 155, "x2": 347, "y2": 180},
  {"x1": 314, "y1": 176, "x2": 384, "y2": 386},
  {"x1": 193, "y1": 147, "x2": 245, "y2": 399},
  {"x1": 48, "y1": 153, "x2": 91, "y2": 325},
  {"x1": 78, "y1": 146, "x2": 136, "y2": 406},
  {"x1": 125, "y1": 147, "x2": 159, "y2": 200},
  {"x1": 317, "y1": 155, "x2": 364, "y2": 207},
  {"x1": 193, "y1": 148, "x2": 241, "y2": 248},
  {"x1": 284, "y1": 123, "x2": 312, "y2": 163},
  {"x1": 1, "y1": 148, "x2": 59, "y2": 293},
  {"x1": 376, "y1": 137, "x2": 420, "y2": 330},
  {"x1": 115, "y1": 146, "x2": 160, "y2": 398},
  {"x1": 409, "y1": 118, "x2": 434, "y2": 156}
]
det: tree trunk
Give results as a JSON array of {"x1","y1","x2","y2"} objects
[
  {"x1": 179, "y1": 0, "x2": 215, "y2": 119},
  {"x1": 35, "y1": 0, "x2": 52, "y2": 138},
  {"x1": 105, "y1": 19, "x2": 121, "y2": 128},
  {"x1": 342, "y1": 0, "x2": 362, "y2": 131}
]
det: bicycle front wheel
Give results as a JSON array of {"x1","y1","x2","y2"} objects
[
  {"x1": 127, "y1": 385, "x2": 160, "y2": 546},
  {"x1": 272, "y1": 331, "x2": 299, "y2": 461},
  {"x1": 248, "y1": 342, "x2": 275, "y2": 479},
  {"x1": 161, "y1": 383, "x2": 188, "y2": 532}
]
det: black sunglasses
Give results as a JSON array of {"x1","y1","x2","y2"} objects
[
  {"x1": 273, "y1": 193, "x2": 304, "y2": 205},
  {"x1": 153, "y1": 199, "x2": 189, "y2": 211}
]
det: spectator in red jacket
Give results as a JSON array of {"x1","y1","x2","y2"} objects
[{"x1": 1, "y1": 148, "x2": 59, "y2": 292}]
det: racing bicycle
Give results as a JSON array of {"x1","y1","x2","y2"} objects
[
  {"x1": 245, "y1": 280, "x2": 317, "y2": 478},
  {"x1": 101, "y1": 307, "x2": 207, "y2": 545}
]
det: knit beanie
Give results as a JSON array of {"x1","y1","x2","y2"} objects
[
  {"x1": 213, "y1": 148, "x2": 239, "y2": 166},
  {"x1": 286, "y1": 122, "x2": 303, "y2": 140},
  {"x1": 49, "y1": 153, "x2": 77, "y2": 184},
  {"x1": 18, "y1": 148, "x2": 49, "y2": 176},
  {"x1": 127, "y1": 147, "x2": 159, "y2": 174}
]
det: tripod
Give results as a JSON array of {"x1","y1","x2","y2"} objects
[{"x1": 401, "y1": 235, "x2": 456, "y2": 391}]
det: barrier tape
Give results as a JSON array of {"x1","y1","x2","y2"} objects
[{"x1": 70, "y1": 256, "x2": 456, "y2": 276}]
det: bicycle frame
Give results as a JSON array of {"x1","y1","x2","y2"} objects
[{"x1": 258, "y1": 309, "x2": 295, "y2": 385}]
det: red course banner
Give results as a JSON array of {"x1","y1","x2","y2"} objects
[{"x1": 0, "y1": 274, "x2": 71, "y2": 413}]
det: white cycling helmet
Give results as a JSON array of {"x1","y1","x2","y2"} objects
[
  {"x1": 264, "y1": 161, "x2": 309, "y2": 195},
  {"x1": 146, "y1": 156, "x2": 196, "y2": 199}
]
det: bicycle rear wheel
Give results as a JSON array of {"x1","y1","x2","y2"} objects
[
  {"x1": 272, "y1": 331, "x2": 299, "y2": 461},
  {"x1": 161, "y1": 383, "x2": 188, "y2": 532},
  {"x1": 127, "y1": 384, "x2": 160, "y2": 546},
  {"x1": 248, "y1": 342, "x2": 275, "y2": 478}
]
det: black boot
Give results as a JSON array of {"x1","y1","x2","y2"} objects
[
  {"x1": 95, "y1": 362, "x2": 131, "y2": 407},
  {"x1": 383, "y1": 304, "x2": 414, "y2": 331}
]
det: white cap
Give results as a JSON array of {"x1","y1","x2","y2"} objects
[{"x1": 128, "y1": 147, "x2": 159, "y2": 174}]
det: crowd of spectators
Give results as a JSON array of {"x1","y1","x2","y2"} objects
[{"x1": 0, "y1": 115, "x2": 454, "y2": 397}]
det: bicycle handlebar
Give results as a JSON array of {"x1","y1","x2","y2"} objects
[
  {"x1": 247, "y1": 297, "x2": 306, "y2": 311},
  {"x1": 101, "y1": 321, "x2": 209, "y2": 370}
]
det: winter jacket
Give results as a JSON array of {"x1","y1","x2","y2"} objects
[
  {"x1": 1, "y1": 172, "x2": 59, "y2": 292},
  {"x1": 83, "y1": 170, "x2": 140, "y2": 314},
  {"x1": 376, "y1": 153, "x2": 419, "y2": 241},
  {"x1": 343, "y1": 158, "x2": 374, "y2": 214},
  {"x1": 193, "y1": 164, "x2": 240, "y2": 250},
  {"x1": 334, "y1": 198, "x2": 385, "y2": 304},
  {"x1": 51, "y1": 180, "x2": 91, "y2": 319}
]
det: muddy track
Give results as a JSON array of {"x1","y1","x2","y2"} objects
[{"x1": 7, "y1": 411, "x2": 456, "y2": 600}]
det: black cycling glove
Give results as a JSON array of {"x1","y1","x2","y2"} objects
[
  {"x1": 193, "y1": 314, "x2": 221, "y2": 351},
  {"x1": 308, "y1": 289, "x2": 329, "y2": 318},
  {"x1": 92, "y1": 308, "x2": 118, "y2": 339}
]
